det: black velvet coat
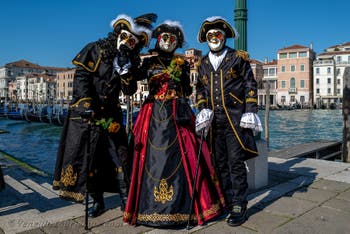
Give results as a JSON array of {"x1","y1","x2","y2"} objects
[
  {"x1": 196, "y1": 47, "x2": 259, "y2": 159},
  {"x1": 52, "y1": 42, "x2": 137, "y2": 202}
]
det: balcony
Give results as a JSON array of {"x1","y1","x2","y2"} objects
[{"x1": 289, "y1": 88, "x2": 297, "y2": 94}]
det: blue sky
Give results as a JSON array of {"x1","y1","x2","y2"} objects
[{"x1": 0, "y1": 0, "x2": 349, "y2": 68}]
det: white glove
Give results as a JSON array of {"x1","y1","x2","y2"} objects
[
  {"x1": 195, "y1": 109, "x2": 214, "y2": 137},
  {"x1": 113, "y1": 56, "x2": 132, "y2": 75},
  {"x1": 240, "y1": 112, "x2": 263, "y2": 134}
]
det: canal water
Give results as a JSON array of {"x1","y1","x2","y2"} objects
[{"x1": 0, "y1": 109, "x2": 343, "y2": 177}]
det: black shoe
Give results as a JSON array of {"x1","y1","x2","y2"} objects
[
  {"x1": 226, "y1": 205, "x2": 247, "y2": 227},
  {"x1": 88, "y1": 202, "x2": 105, "y2": 217}
]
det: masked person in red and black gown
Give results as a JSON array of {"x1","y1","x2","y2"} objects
[
  {"x1": 123, "y1": 20, "x2": 225, "y2": 227},
  {"x1": 196, "y1": 16, "x2": 263, "y2": 227},
  {"x1": 52, "y1": 13, "x2": 157, "y2": 217}
]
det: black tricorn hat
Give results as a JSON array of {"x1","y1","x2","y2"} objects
[
  {"x1": 198, "y1": 16, "x2": 238, "y2": 43},
  {"x1": 110, "y1": 13, "x2": 157, "y2": 46},
  {"x1": 152, "y1": 20, "x2": 185, "y2": 48}
]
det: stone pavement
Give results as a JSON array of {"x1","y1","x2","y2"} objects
[{"x1": 1, "y1": 155, "x2": 350, "y2": 234}]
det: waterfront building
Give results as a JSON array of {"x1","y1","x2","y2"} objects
[
  {"x1": 258, "y1": 59, "x2": 278, "y2": 107},
  {"x1": 0, "y1": 60, "x2": 67, "y2": 103},
  {"x1": 276, "y1": 45, "x2": 316, "y2": 107},
  {"x1": 56, "y1": 69, "x2": 75, "y2": 103},
  {"x1": 313, "y1": 42, "x2": 350, "y2": 108},
  {"x1": 250, "y1": 59, "x2": 264, "y2": 106}
]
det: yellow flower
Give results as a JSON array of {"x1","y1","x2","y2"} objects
[
  {"x1": 108, "y1": 122, "x2": 120, "y2": 133},
  {"x1": 175, "y1": 57, "x2": 184, "y2": 65}
]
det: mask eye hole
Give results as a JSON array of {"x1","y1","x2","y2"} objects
[
  {"x1": 169, "y1": 35, "x2": 177, "y2": 43},
  {"x1": 161, "y1": 34, "x2": 169, "y2": 41},
  {"x1": 120, "y1": 32, "x2": 128, "y2": 40},
  {"x1": 129, "y1": 38, "x2": 135, "y2": 47}
]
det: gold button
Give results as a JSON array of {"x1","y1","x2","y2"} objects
[
  {"x1": 101, "y1": 106, "x2": 104, "y2": 110},
  {"x1": 216, "y1": 104, "x2": 220, "y2": 107}
]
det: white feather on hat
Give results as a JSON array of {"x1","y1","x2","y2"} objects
[{"x1": 110, "y1": 14, "x2": 153, "y2": 46}]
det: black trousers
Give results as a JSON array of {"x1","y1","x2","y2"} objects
[{"x1": 212, "y1": 116, "x2": 248, "y2": 207}]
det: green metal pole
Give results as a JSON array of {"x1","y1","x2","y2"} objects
[{"x1": 234, "y1": 0, "x2": 248, "y2": 51}]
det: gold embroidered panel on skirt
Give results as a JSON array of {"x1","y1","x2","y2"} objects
[{"x1": 60, "y1": 165, "x2": 78, "y2": 187}]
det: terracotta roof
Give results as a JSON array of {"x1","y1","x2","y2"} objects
[
  {"x1": 264, "y1": 60, "x2": 278, "y2": 65},
  {"x1": 5, "y1": 60, "x2": 41, "y2": 68},
  {"x1": 249, "y1": 59, "x2": 264, "y2": 65},
  {"x1": 328, "y1": 42, "x2": 350, "y2": 49},
  {"x1": 5, "y1": 59, "x2": 69, "y2": 71},
  {"x1": 278, "y1": 44, "x2": 309, "y2": 51},
  {"x1": 318, "y1": 50, "x2": 350, "y2": 56}
]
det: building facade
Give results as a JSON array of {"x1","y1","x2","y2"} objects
[
  {"x1": 313, "y1": 42, "x2": 350, "y2": 108},
  {"x1": 276, "y1": 45, "x2": 316, "y2": 107}
]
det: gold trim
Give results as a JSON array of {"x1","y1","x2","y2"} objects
[
  {"x1": 52, "y1": 180, "x2": 60, "y2": 187},
  {"x1": 147, "y1": 136, "x2": 178, "y2": 151},
  {"x1": 121, "y1": 76, "x2": 133, "y2": 85},
  {"x1": 220, "y1": 70, "x2": 258, "y2": 154},
  {"x1": 246, "y1": 97, "x2": 257, "y2": 103},
  {"x1": 137, "y1": 212, "x2": 191, "y2": 222},
  {"x1": 235, "y1": 50, "x2": 250, "y2": 61},
  {"x1": 210, "y1": 72, "x2": 214, "y2": 112},
  {"x1": 144, "y1": 159, "x2": 182, "y2": 182},
  {"x1": 196, "y1": 99, "x2": 207, "y2": 107},
  {"x1": 151, "y1": 113, "x2": 173, "y2": 122},
  {"x1": 72, "y1": 49, "x2": 103, "y2": 72},
  {"x1": 70, "y1": 97, "x2": 93, "y2": 108},
  {"x1": 229, "y1": 92, "x2": 243, "y2": 104},
  {"x1": 59, "y1": 190, "x2": 84, "y2": 202}
]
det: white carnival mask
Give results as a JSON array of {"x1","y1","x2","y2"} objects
[
  {"x1": 206, "y1": 29, "x2": 226, "y2": 52},
  {"x1": 158, "y1": 32, "x2": 177, "y2": 52},
  {"x1": 117, "y1": 29, "x2": 139, "y2": 50}
]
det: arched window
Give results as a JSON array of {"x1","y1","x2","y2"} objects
[{"x1": 290, "y1": 77, "x2": 296, "y2": 88}]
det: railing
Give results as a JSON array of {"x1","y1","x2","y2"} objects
[{"x1": 289, "y1": 88, "x2": 297, "y2": 94}]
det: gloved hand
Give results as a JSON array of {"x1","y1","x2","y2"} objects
[
  {"x1": 195, "y1": 108, "x2": 214, "y2": 137},
  {"x1": 240, "y1": 112, "x2": 263, "y2": 133}
]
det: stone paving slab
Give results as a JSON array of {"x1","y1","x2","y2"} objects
[
  {"x1": 322, "y1": 198, "x2": 350, "y2": 214},
  {"x1": 255, "y1": 196, "x2": 319, "y2": 218},
  {"x1": 287, "y1": 186, "x2": 338, "y2": 203},
  {"x1": 309, "y1": 179, "x2": 350, "y2": 192},
  {"x1": 335, "y1": 189, "x2": 350, "y2": 202},
  {"x1": 241, "y1": 207, "x2": 290, "y2": 233},
  {"x1": 271, "y1": 206, "x2": 350, "y2": 234}
]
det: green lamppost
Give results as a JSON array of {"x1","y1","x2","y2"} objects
[{"x1": 234, "y1": 0, "x2": 247, "y2": 51}]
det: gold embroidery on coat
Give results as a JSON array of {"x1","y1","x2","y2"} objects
[
  {"x1": 154, "y1": 179, "x2": 174, "y2": 204},
  {"x1": 235, "y1": 50, "x2": 250, "y2": 61},
  {"x1": 248, "y1": 90, "x2": 255, "y2": 96},
  {"x1": 201, "y1": 75, "x2": 209, "y2": 85},
  {"x1": 60, "y1": 165, "x2": 77, "y2": 187},
  {"x1": 226, "y1": 68, "x2": 237, "y2": 80}
]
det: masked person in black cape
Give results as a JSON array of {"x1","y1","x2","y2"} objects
[
  {"x1": 195, "y1": 16, "x2": 262, "y2": 226},
  {"x1": 52, "y1": 13, "x2": 157, "y2": 217}
]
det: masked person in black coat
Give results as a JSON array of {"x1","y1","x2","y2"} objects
[
  {"x1": 195, "y1": 16, "x2": 262, "y2": 227},
  {"x1": 52, "y1": 13, "x2": 157, "y2": 217}
]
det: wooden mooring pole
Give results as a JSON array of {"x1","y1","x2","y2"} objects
[
  {"x1": 342, "y1": 67, "x2": 350, "y2": 162},
  {"x1": 264, "y1": 81, "x2": 270, "y2": 148}
]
